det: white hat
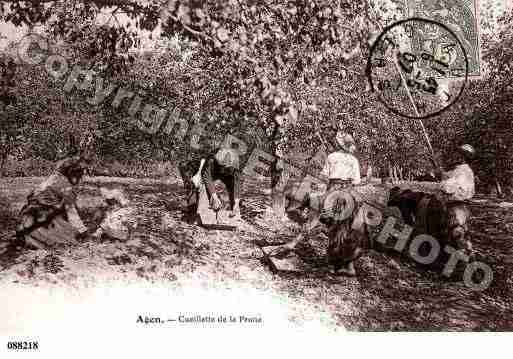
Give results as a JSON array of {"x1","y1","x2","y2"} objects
[{"x1": 458, "y1": 144, "x2": 475, "y2": 159}]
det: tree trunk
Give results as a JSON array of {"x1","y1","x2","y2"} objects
[
  {"x1": 270, "y1": 123, "x2": 286, "y2": 218},
  {"x1": 271, "y1": 160, "x2": 286, "y2": 218}
]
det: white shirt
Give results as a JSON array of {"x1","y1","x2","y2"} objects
[
  {"x1": 440, "y1": 163, "x2": 475, "y2": 201},
  {"x1": 320, "y1": 151, "x2": 361, "y2": 184}
]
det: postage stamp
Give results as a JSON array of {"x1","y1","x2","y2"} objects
[{"x1": 404, "y1": 0, "x2": 481, "y2": 77}]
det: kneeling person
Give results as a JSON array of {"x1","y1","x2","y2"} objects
[
  {"x1": 16, "y1": 156, "x2": 89, "y2": 249},
  {"x1": 435, "y1": 144, "x2": 475, "y2": 251},
  {"x1": 388, "y1": 144, "x2": 475, "y2": 252}
]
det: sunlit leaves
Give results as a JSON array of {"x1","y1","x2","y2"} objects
[{"x1": 160, "y1": 0, "x2": 368, "y2": 151}]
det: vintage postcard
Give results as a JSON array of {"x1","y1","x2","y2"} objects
[{"x1": 0, "y1": 0, "x2": 511, "y2": 357}]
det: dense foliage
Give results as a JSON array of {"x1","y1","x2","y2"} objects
[{"x1": 0, "y1": 0, "x2": 512, "y2": 195}]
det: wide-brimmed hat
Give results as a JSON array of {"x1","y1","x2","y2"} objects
[{"x1": 336, "y1": 131, "x2": 356, "y2": 153}]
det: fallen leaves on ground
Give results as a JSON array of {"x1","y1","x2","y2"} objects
[{"x1": 0, "y1": 177, "x2": 511, "y2": 330}]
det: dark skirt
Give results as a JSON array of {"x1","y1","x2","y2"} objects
[
  {"x1": 322, "y1": 180, "x2": 362, "y2": 268},
  {"x1": 283, "y1": 179, "x2": 363, "y2": 267},
  {"x1": 16, "y1": 189, "x2": 77, "y2": 248},
  {"x1": 16, "y1": 189, "x2": 66, "y2": 237}
]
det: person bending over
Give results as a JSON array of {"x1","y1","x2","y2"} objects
[{"x1": 201, "y1": 143, "x2": 241, "y2": 218}]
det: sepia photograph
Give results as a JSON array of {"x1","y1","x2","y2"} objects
[{"x1": 0, "y1": 0, "x2": 511, "y2": 357}]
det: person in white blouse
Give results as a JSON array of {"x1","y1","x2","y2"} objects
[
  {"x1": 436, "y1": 144, "x2": 475, "y2": 202},
  {"x1": 279, "y1": 131, "x2": 363, "y2": 275},
  {"x1": 319, "y1": 131, "x2": 363, "y2": 277},
  {"x1": 320, "y1": 131, "x2": 361, "y2": 187}
]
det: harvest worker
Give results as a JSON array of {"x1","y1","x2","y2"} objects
[
  {"x1": 15, "y1": 156, "x2": 90, "y2": 249},
  {"x1": 184, "y1": 141, "x2": 241, "y2": 220},
  {"x1": 434, "y1": 144, "x2": 475, "y2": 251},
  {"x1": 319, "y1": 131, "x2": 363, "y2": 276},
  {"x1": 388, "y1": 144, "x2": 476, "y2": 253},
  {"x1": 202, "y1": 142, "x2": 241, "y2": 218},
  {"x1": 280, "y1": 131, "x2": 363, "y2": 276}
]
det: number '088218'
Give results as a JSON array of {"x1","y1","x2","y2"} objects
[{"x1": 7, "y1": 341, "x2": 39, "y2": 350}]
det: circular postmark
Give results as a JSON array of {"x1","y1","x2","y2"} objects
[{"x1": 366, "y1": 18, "x2": 469, "y2": 119}]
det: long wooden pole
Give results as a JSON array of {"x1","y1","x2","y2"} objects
[
  {"x1": 391, "y1": 56, "x2": 437, "y2": 167},
  {"x1": 368, "y1": 3, "x2": 439, "y2": 169}
]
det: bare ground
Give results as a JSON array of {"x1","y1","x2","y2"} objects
[{"x1": 0, "y1": 176, "x2": 511, "y2": 331}]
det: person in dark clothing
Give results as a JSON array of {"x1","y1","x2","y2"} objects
[
  {"x1": 388, "y1": 188, "x2": 425, "y2": 227},
  {"x1": 179, "y1": 157, "x2": 204, "y2": 217},
  {"x1": 15, "y1": 156, "x2": 89, "y2": 249},
  {"x1": 182, "y1": 142, "x2": 241, "y2": 219},
  {"x1": 201, "y1": 144, "x2": 241, "y2": 217}
]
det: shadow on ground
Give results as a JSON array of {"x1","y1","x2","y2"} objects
[{"x1": 0, "y1": 177, "x2": 511, "y2": 330}]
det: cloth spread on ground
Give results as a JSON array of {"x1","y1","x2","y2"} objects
[
  {"x1": 94, "y1": 188, "x2": 137, "y2": 241},
  {"x1": 97, "y1": 207, "x2": 137, "y2": 240}
]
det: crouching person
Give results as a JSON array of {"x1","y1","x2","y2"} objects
[
  {"x1": 388, "y1": 144, "x2": 475, "y2": 253},
  {"x1": 178, "y1": 156, "x2": 204, "y2": 220},
  {"x1": 15, "y1": 156, "x2": 89, "y2": 249},
  {"x1": 435, "y1": 144, "x2": 475, "y2": 252}
]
